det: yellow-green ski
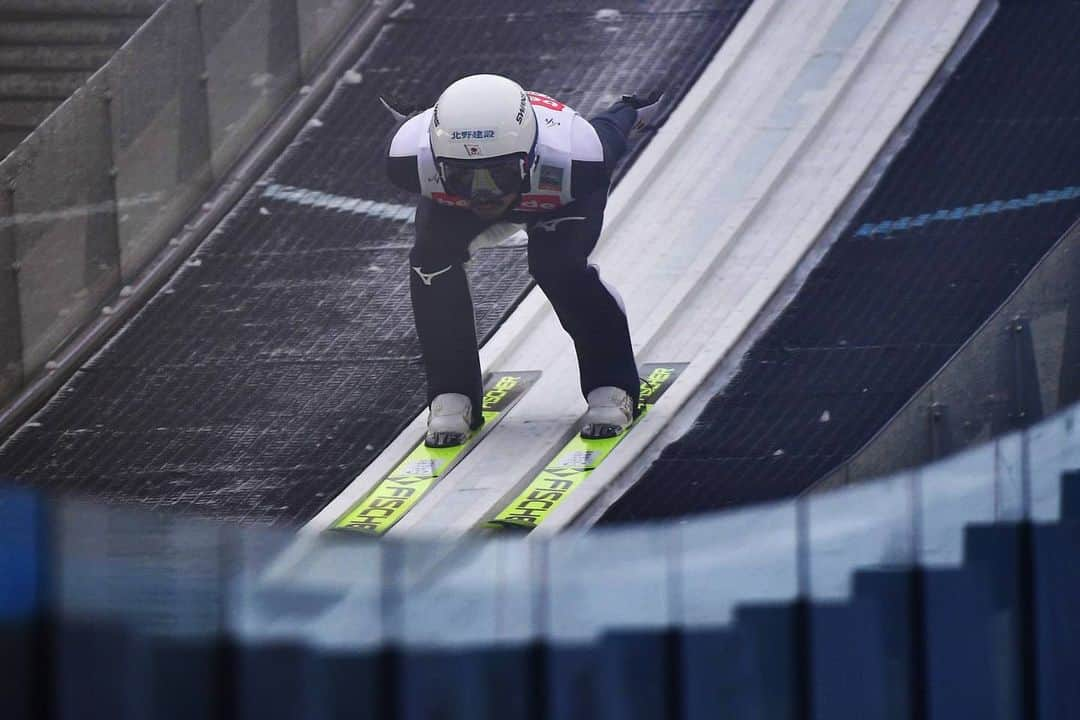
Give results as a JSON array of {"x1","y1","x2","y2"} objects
[
  {"x1": 332, "y1": 371, "x2": 541, "y2": 536},
  {"x1": 482, "y1": 362, "x2": 687, "y2": 533}
]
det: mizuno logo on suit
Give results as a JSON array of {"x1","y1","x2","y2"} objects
[
  {"x1": 532, "y1": 216, "x2": 587, "y2": 232},
  {"x1": 412, "y1": 265, "x2": 453, "y2": 285}
]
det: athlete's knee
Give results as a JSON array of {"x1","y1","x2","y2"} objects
[
  {"x1": 410, "y1": 263, "x2": 462, "y2": 288},
  {"x1": 528, "y1": 252, "x2": 586, "y2": 291},
  {"x1": 594, "y1": 265, "x2": 628, "y2": 315},
  {"x1": 410, "y1": 241, "x2": 464, "y2": 281}
]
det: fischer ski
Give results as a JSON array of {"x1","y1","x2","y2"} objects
[
  {"x1": 482, "y1": 362, "x2": 687, "y2": 533},
  {"x1": 332, "y1": 371, "x2": 541, "y2": 536}
]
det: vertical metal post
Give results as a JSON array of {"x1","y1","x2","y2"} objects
[
  {"x1": 1012, "y1": 318, "x2": 1028, "y2": 426},
  {"x1": 909, "y1": 469, "x2": 927, "y2": 720},
  {"x1": 793, "y1": 497, "x2": 811, "y2": 720},
  {"x1": 213, "y1": 523, "x2": 237, "y2": 720},
  {"x1": 1057, "y1": 260, "x2": 1080, "y2": 408},
  {"x1": 102, "y1": 83, "x2": 125, "y2": 283},
  {"x1": 664, "y1": 525, "x2": 684, "y2": 720},
  {"x1": 32, "y1": 493, "x2": 56, "y2": 720},
  {"x1": 275, "y1": 0, "x2": 303, "y2": 96},
  {"x1": 928, "y1": 401, "x2": 948, "y2": 461},
  {"x1": 193, "y1": 0, "x2": 216, "y2": 184},
  {"x1": 291, "y1": 0, "x2": 309, "y2": 83},
  {"x1": 1008, "y1": 317, "x2": 1044, "y2": 430},
  {"x1": 378, "y1": 540, "x2": 402, "y2": 720},
  {"x1": 0, "y1": 179, "x2": 23, "y2": 405},
  {"x1": 527, "y1": 540, "x2": 550, "y2": 720}
]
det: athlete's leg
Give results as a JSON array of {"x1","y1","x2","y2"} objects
[
  {"x1": 410, "y1": 197, "x2": 492, "y2": 425},
  {"x1": 527, "y1": 191, "x2": 639, "y2": 408}
]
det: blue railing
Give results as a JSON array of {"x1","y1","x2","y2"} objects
[{"x1": 2, "y1": 401, "x2": 1079, "y2": 718}]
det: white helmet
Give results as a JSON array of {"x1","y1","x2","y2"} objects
[{"x1": 429, "y1": 74, "x2": 538, "y2": 198}]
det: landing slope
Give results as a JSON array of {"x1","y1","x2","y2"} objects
[
  {"x1": 0, "y1": 1, "x2": 750, "y2": 524},
  {"x1": 603, "y1": 0, "x2": 1080, "y2": 523}
]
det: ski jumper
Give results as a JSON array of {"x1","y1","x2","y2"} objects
[{"x1": 386, "y1": 93, "x2": 640, "y2": 424}]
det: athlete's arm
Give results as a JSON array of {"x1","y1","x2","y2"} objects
[{"x1": 385, "y1": 112, "x2": 428, "y2": 193}]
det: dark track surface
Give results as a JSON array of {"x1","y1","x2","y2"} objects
[
  {"x1": 0, "y1": 1, "x2": 751, "y2": 524},
  {"x1": 603, "y1": 0, "x2": 1080, "y2": 524}
]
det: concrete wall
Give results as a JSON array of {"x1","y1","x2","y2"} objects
[
  {"x1": 815, "y1": 217, "x2": 1080, "y2": 492},
  {"x1": 0, "y1": 0, "x2": 377, "y2": 409},
  {"x1": 0, "y1": 2, "x2": 166, "y2": 158}
]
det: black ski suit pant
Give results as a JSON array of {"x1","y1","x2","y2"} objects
[{"x1": 409, "y1": 102, "x2": 640, "y2": 425}]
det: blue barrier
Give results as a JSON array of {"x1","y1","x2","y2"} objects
[
  {"x1": 312, "y1": 649, "x2": 392, "y2": 720},
  {"x1": 922, "y1": 524, "x2": 1027, "y2": 720},
  {"x1": 400, "y1": 647, "x2": 510, "y2": 720},
  {"x1": 596, "y1": 631, "x2": 675, "y2": 720},
  {"x1": 55, "y1": 618, "x2": 142, "y2": 719},
  {"x1": 149, "y1": 637, "x2": 229, "y2": 720},
  {"x1": 0, "y1": 486, "x2": 43, "y2": 620},
  {"x1": 1034, "y1": 471, "x2": 1080, "y2": 720},
  {"x1": 810, "y1": 570, "x2": 916, "y2": 720},
  {"x1": 0, "y1": 487, "x2": 46, "y2": 720},
  {"x1": 235, "y1": 643, "x2": 310, "y2": 720},
  {"x1": 681, "y1": 605, "x2": 802, "y2": 720},
  {"x1": 1, "y1": 413, "x2": 1079, "y2": 717},
  {"x1": 1034, "y1": 520, "x2": 1080, "y2": 720},
  {"x1": 1061, "y1": 470, "x2": 1080, "y2": 521},
  {"x1": 546, "y1": 645, "x2": 597, "y2": 720}
]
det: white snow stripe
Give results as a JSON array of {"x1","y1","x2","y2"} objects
[{"x1": 261, "y1": 183, "x2": 416, "y2": 222}]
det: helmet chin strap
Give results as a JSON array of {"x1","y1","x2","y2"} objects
[
  {"x1": 522, "y1": 151, "x2": 539, "y2": 194},
  {"x1": 523, "y1": 116, "x2": 540, "y2": 193}
]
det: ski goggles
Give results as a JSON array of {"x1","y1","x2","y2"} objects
[{"x1": 437, "y1": 155, "x2": 527, "y2": 199}]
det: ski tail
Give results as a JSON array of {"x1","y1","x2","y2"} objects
[
  {"x1": 332, "y1": 371, "x2": 541, "y2": 536},
  {"x1": 481, "y1": 362, "x2": 687, "y2": 533}
]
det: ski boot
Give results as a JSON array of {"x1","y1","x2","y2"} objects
[
  {"x1": 425, "y1": 393, "x2": 474, "y2": 448},
  {"x1": 621, "y1": 90, "x2": 664, "y2": 133},
  {"x1": 580, "y1": 386, "x2": 636, "y2": 440}
]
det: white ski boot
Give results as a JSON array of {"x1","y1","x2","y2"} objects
[
  {"x1": 580, "y1": 386, "x2": 635, "y2": 440},
  {"x1": 425, "y1": 393, "x2": 473, "y2": 448}
]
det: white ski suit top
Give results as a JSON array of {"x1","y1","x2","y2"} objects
[{"x1": 386, "y1": 91, "x2": 609, "y2": 215}]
